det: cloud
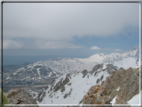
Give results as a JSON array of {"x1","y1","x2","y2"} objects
[
  {"x1": 3, "y1": 3, "x2": 139, "y2": 49},
  {"x1": 90, "y1": 46, "x2": 101, "y2": 50},
  {"x1": 114, "y1": 49, "x2": 122, "y2": 52},
  {"x1": 3, "y1": 39, "x2": 24, "y2": 49},
  {"x1": 3, "y1": 39, "x2": 82, "y2": 49},
  {"x1": 33, "y1": 40, "x2": 82, "y2": 49}
]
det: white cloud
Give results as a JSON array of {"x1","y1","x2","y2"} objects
[
  {"x1": 90, "y1": 46, "x2": 101, "y2": 50},
  {"x1": 3, "y1": 3, "x2": 139, "y2": 39},
  {"x1": 33, "y1": 40, "x2": 82, "y2": 49},
  {"x1": 3, "y1": 3, "x2": 139, "y2": 49},
  {"x1": 3, "y1": 39, "x2": 82, "y2": 49},
  {"x1": 114, "y1": 49, "x2": 122, "y2": 51},
  {"x1": 3, "y1": 40, "x2": 24, "y2": 49}
]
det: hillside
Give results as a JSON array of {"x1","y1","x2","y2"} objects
[
  {"x1": 82, "y1": 65, "x2": 141, "y2": 106},
  {"x1": 35, "y1": 65, "x2": 141, "y2": 106}
]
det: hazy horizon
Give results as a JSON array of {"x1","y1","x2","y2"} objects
[{"x1": 3, "y1": 46, "x2": 139, "y2": 65}]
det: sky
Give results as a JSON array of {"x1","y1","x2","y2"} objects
[{"x1": 2, "y1": 3, "x2": 139, "y2": 59}]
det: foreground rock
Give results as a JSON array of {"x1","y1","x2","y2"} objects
[
  {"x1": 83, "y1": 65, "x2": 141, "y2": 106},
  {"x1": 7, "y1": 88, "x2": 38, "y2": 107}
]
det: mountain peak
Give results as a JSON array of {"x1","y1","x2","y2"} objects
[
  {"x1": 122, "y1": 47, "x2": 139, "y2": 58},
  {"x1": 131, "y1": 47, "x2": 139, "y2": 51}
]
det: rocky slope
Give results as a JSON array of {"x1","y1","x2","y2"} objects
[
  {"x1": 35, "y1": 64, "x2": 141, "y2": 106},
  {"x1": 35, "y1": 64, "x2": 119, "y2": 104},
  {"x1": 7, "y1": 88, "x2": 38, "y2": 107},
  {"x1": 82, "y1": 65, "x2": 141, "y2": 106},
  {"x1": 3, "y1": 63, "x2": 62, "y2": 85}
]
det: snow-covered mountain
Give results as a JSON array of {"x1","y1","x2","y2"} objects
[
  {"x1": 36, "y1": 47, "x2": 140, "y2": 73},
  {"x1": 3, "y1": 47, "x2": 141, "y2": 106},
  {"x1": 35, "y1": 64, "x2": 117, "y2": 104},
  {"x1": 35, "y1": 64, "x2": 141, "y2": 106},
  {"x1": 3, "y1": 47, "x2": 140, "y2": 86}
]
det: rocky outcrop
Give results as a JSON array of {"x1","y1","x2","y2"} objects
[
  {"x1": 49, "y1": 74, "x2": 71, "y2": 93},
  {"x1": 37, "y1": 91, "x2": 46, "y2": 102},
  {"x1": 106, "y1": 64, "x2": 118, "y2": 74},
  {"x1": 83, "y1": 65, "x2": 141, "y2": 106},
  {"x1": 91, "y1": 64, "x2": 118, "y2": 77},
  {"x1": 82, "y1": 69, "x2": 88, "y2": 78},
  {"x1": 7, "y1": 88, "x2": 38, "y2": 107},
  {"x1": 91, "y1": 64, "x2": 103, "y2": 74},
  {"x1": 83, "y1": 85, "x2": 108, "y2": 105}
]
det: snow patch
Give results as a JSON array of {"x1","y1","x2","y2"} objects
[
  {"x1": 116, "y1": 87, "x2": 120, "y2": 91},
  {"x1": 128, "y1": 90, "x2": 141, "y2": 106},
  {"x1": 37, "y1": 68, "x2": 40, "y2": 76},
  {"x1": 111, "y1": 96, "x2": 117, "y2": 105}
]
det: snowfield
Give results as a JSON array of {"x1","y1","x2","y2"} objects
[
  {"x1": 128, "y1": 90, "x2": 142, "y2": 106},
  {"x1": 37, "y1": 64, "x2": 112, "y2": 104},
  {"x1": 35, "y1": 47, "x2": 141, "y2": 105}
]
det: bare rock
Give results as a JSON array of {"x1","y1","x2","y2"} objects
[
  {"x1": 7, "y1": 88, "x2": 38, "y2": 107},
  {"x1": 83, "y1": 85, "x2": 109, "y2": 105},
  {"x1": 91, "y1": 64, "x2": 103, "y2": 74},
  {"x1": 82, "y1": 65, "x2": 142, "y2": 106},
  {"x1": 82, "y1": 69, "x2": 88, "y2": 78}
]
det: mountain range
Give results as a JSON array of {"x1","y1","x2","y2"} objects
[
  {"x1": 3, "y1": 47, "x2": 140, "y2": 86},
  {"x1": 3, "y1": 47, "x2": 142, "y2": 106},
  {"x1": 35, "y1": 64, "x2": 141, "y2": 106}
]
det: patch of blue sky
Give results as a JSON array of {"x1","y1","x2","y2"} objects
[{"x1": 70, "y1": 26, "x2": 139, "y2": 51}]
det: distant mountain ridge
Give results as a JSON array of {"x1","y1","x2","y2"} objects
[{"x1": 3, "y1": 47, "x2": 140, "y2": 86}]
